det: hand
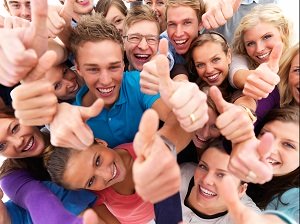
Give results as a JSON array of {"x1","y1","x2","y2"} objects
[
  {"x1": 243, "y1": 43, "x2": 283, "y2": 100},
  {"x1": 133, "y1": 109, "x2": 181, "y2": 203},
  {"x1": 202, "y1": 0, "x2": 241, "y2": 29},
  {"x1": 209, "y1": 86, "x2": 255, "y2": 144},
  {"x1": 140, "y1": 38, "x2": 168, "y2": 95},
  {"x1": 0, "y1": 188, "x2": 11, "y2": 224},
  {"x1": 10, "y1": 51, "x2": 59, "y2": 126},
  {"x1": 47, "y1": 0, "x2": 74, "y2": 38},
  {"x1": 82, "y1": 209, "x2": 106, "y2": 224},
  {"x1": 50, "y1": 99, "x2": 104, "y2": 150},
  {"x1": 0, "y1": 0, "x2": 48, "y2": 86},
  {"x1": 3, "y1": 16, "x2": 31, "y2": 29},
  {"x1": 157, "y1": 49, "x2": 208, "y2": 132},
  {"x1": 228, "y1": 133, "x2": 274, "y2": 184},
  {"x1": 215, "y1": 175, "x2": 286, "y2": 224}
]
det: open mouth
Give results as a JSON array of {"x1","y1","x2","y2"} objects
[
  {"x1": 134, "y1": 54, "x2": 151, "y2": 63},
  {"x1": 21, "y1": 137, "x2": 34, "y2": 152},
  {"x1": 206, "y1": 73, "x2": 221, "y2": 83},
  {"x1": 97, "y1": 87, "x2": 114, "y2": 96},
  {"x1": 174, "y1": 39, "x2": 188, "y2": 45},
  {"x1": 266, "y1": 157, "x2": 281, "y2": 166},
  {"x1": 256, "y1": 52, "x2": 270, "y2": 61},
  {"x1": 109, "y1": 163, "x2": 118, "y2": 182},
  {"x1": 199, "y1": 185, "x2": 217, "y2": 198}
]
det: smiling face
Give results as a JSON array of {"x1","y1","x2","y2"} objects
[
  {"x1": 192, "y1": 107, "x2": 220, "y2": 148},
  {"x1": 0, "y1": 118, "x2": 45, "y2": 158},
  {"x1": 105, "y1": 5, "x2": 126, "y2": 35},
  {"x1": 73, "y1": 0, "x2": 94, "y2": 15},
  {"x1": 144, "y1": 0, "x2": 167, "y2": 32},
  {"x1": 243, "y1": 22, "x2": 283, "y2": 65},
  {"x1": 288, "y1": 53, "x2": 300, "y2": 104},
  {"x1": 124, "y1": 20, "x2": 159, "y2": 71},
  {"x1": 48, "y1": 64, "x2": 81, "y2": 101},
  {"x1": 76, "y1": 40, "x2": 124, "y2": 109},
  {"x1": 194, "y1": 147, "x2": 246, "y2": 215},
  {"x1": 5, "y1": 0, "x2": 31, "y2": 21},
  {"x1": 167, "y1": 6, "x2": 200, "y2": 55},
  {"x1": 192, "y1": 41, "x2": 231, "y2": 86},
  {"x1": 193, "y1": 146, "x2": 245, "y2": 215},
  {"x1": 62, "y1": 143, "x2": 127, "y2": 190},
  {"x1": 259, "y1": 120, "x2": 299, "y2": 176}
]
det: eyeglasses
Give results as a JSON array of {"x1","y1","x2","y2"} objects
[{"x1": 123, "y1": 34, "x2": 159, "y2": 45}]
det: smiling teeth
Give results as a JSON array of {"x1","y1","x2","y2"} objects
[
  {"x1": 175, "y1": 40, "x2": 187, "y2": 45},
  {"x1": 97, "y1": 87, "x2": 113, "y2": 94},
  {"x1": 135, "y1": 54, "x2": 149, "y2": 58},
  {"x1": 207, "y1": 74, "x2": 219, "y2": 81},
  {"x1": 23, "y1": 138, "x2": 34, "y2": 151},
  {"x1": 257, "y1": 52, "x2": 270, "y2": 59},
  {"x1": 266, "y1": 158, "x2": 279, "y2": 165},
  {"x1": 196, "y1": 135, "x2": 207, "y2": 142},
  {"x1": 112, "y1": 164, "x2": 117, "y2": 179},
  {"x1": 200, "y1": 186, "x2": 217, "y2": 196}
]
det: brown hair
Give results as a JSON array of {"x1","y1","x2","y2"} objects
[
  {"x1": 0, "y1": 107, "x2": 15, "y2": 119},
  {"x1": 95, "y1": 0, "x2": 127, "y2": 17},
  {"x1": 70, "y1": 13, "x2": 124, "y2": 64},
  {"x1": 123, "y1": 5, "x2": 160, "y2": 35}
]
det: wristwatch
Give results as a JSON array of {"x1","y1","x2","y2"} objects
[
  {"x1": 240, "y1": 105, "x2": 257, "y2": 123},
  {"x1": 160, "y1": 135, "x2": 177, "y2": 158}
]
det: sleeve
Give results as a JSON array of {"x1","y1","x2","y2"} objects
[
  {"x1": 228, "y1": 54, "x2": 250, "y2": 88},
  {"x1": 263, "y1": 210, "x2": 298, "y2": 224},
  {"x1": 0, "y1": 170, "x2": 83, "y2": 224}
]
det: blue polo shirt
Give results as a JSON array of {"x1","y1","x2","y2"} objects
[{"x1": 74, "y1": 70, "x2": 160, "y2": 148}]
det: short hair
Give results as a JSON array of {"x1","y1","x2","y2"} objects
[
  {"x1": 232, "y1": 4, "x2": 292, "y2": 69},
  {"x1": 95, "y1": 0, "x2": 127, "y2": 18},
  {"x1": 123, "y1": 5, "x2": 160, "y2": 35},
  {"x1": 0, "y1": 107, "x2": 15, "y2": 119},
  {"x1": 70, "y1": 13, "x2": 124, "y2": 63},
  {"x1": 165, "y1": 0, "x2": 205, "y2": 23},
  {"x1": 278, "y1": 42, "x2": 299, "y2": 107}
]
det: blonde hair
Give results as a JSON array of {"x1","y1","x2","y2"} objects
[
  {"x1": 165, "y1": 0, "x2": 205, "y2": 23},
  {"x1": 278, "y1": 42, "x2": 299, "y2": 106},
  {"x1": 70, "y1": 13, "x2": 124, "y2": 63},
  {"x1": 232, "y1": 4, "x2": 292, "y2": 69},
  {"x1": 123, "y1": 5, "x2": 160, "y2": 35}
]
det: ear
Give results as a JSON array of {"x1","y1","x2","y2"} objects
[
  {"x1": 227, "y1": 48, "x2": 232, "y2": 64},
  {"x1": 75, "y1": 62, "x2": 84, "y2": 78},
  {"x1": 198, "y1": 22, "x2": 204, "y2": 33},
  {"x1": 237, "y1": 182, "x2": 248, "y2": 198},
  {"x1": 94, "y1": 138, "x2": 108, "y2": 147}
]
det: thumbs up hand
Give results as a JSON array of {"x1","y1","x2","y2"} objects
[
  {"x1": 133, "y1": 109, "x2": 181, "y2": 203},
  {"x1": 228, "y1": 132, "x2": 274, "y2": 184},
  {"x1": 209, "y1": 86, "x2": 255, "y2": 144},
  {"x1": 50, "y1": 99, "x2": 104, "y2": 150},
  {"x1": 243, "y1": 43, "x2": 283, "y2": 100}
]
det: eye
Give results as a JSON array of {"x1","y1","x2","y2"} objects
[
  {"x1": 54, "y1": 82, "x2": 62, "y2": 90},
  {"x1": 198, "y1": 163, "x2": 207, "y2": 170},
  {"x1": 263, "y1": 34, "x2": 272, "y2": 40},
  {"x1": 0, "y1": 143, "x2": 7, "y2": 152},
  {"x1": 212, "y1": 57, "x2": 221, "y2": 63},
  {"x1": 10, "y1": 3, "x2": 20, "y2": 8},
  {"x1": 293, "y1": 68, "x2": 300, "y2": 74},
  {"x1": 216, "y1": 173, "x2": 225, "y2": 178},
  {"x1": 114, "y1": 18, "x2": 123, "y2": 25},
  {"x1": 167, "y1": 23, "x2": 176, "y2": 28},
  {"x1": 195, "y1": 63, "x2": 205, "y2": 69},
  {"x1": 246, "y1": 42, "x2": 255, "y2": 47},
  {"x1": 12, "y1": 124, "x2": 20, "y2": 134},
  {"x1": 86, "y1": 68, "x2": 99, "y2": 73},
  {"x1": 95, "y1": 155, "x2": 101, "y2": 166},
  {"x1": 282, "y1": 142, "x2": 296, "y2": 150},
  {"x1": 87, "y1": 176, "x2": 95, "y2": 188},
  {"x1": 157, "y1": 1, "x2": 164, "y2": 6},
  {"x1": 145, "y1": 1, "x2": 152, "y2": 6},
  {"x1": 184, "y1": 21, "x2": 192, "y2": 25}
]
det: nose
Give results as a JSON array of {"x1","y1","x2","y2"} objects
[
  {"x1": 99, "y1": 71, "x2": 113, "y2": 86},
  {"x1": 12, "y1": 136, "x2": 25, "y2": 152},
  {"x1": 137, "y1": 37, "x2": 149, "y2": 50},
  {"x1": 95, "y1": 165, "x2": 112, "y2": 182},
  {"x1": 256, "y1": 40, "x2": 266, "y2": 53},
  {"x1": 205, "y1": 63, "x2": 214, "y2": 74},
  {"x1": 63, "y1": 79, "x2": 75, "y2": 90},
  {"x1": 202, "y1": 171, "x2": 214, "y2": 186},
  {"x1": 175, "y1": 25, "x2": 184, "y2": 37},
  {"x1": 21, "y1": 5, "x2": 30, "y2": 17}
]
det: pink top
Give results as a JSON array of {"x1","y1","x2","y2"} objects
[{"x1": 94, "y1": 143, "x2": 155, "y2": 224}]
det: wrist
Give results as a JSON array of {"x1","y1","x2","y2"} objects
[
  {"x1": 160, "y1": 135, "x2": 177, "y2": 157},
  {"x1": 239, "y1": 105, "x2": 257, "y2": 123}
]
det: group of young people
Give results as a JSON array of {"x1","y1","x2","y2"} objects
[{"x1": 0, "y1": 0, "x2": 299, "y2": 224}]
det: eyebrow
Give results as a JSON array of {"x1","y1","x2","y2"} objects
[
  {"x1": 200, "y1": 160, "x2": 228, "y2": 173},
  {"x1": 8, "y1": 120, "x2": 15, "y2": 135},
  {"x1": 83, "y1": 61, "x2": 123, "y2": 67}
]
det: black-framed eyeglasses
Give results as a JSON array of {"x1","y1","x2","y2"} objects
[{"x1": 123, "y1": 34, "x2": 159, "y2": 45}]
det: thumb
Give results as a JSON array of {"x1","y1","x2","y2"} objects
[
  {"x1": 157, "y1": 53, "x2": 174, "y2": 98},
  {"x1": 257, "y1": 132, "x2": 274, "y2": 160},
  {"x1": 158, "y1": 38, "x2": 169, "y2": 56},
  {"x1": 22, "y1": 50, "x2": 57, "y2": 83},
  {"x1": 80, "y1": 99, "x2": 104, "y2": 122},
  {"x1": 61, "y1": 0, "x2": 75, "y2": 19},
  {"x1": 209, "y1": 86, "x2": 231, "y2": 113},
  {"x1": 82, "y1": 209, "x2": 101, "y2": 224},
  {"x1": 133, "y1": 109, "x2": 159, "y2": 158},
  {"x1": 267, "y1": 43, "x2": 283, "y2": 73}
]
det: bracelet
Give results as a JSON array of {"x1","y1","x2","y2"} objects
[
  {"x1": 160, "y1": 135, "x2": 177, "y2": 158},
  {"x1": 240, "y1": 105, "x2": 257, "y2": 123}
]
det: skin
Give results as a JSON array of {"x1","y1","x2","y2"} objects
[
  {"x1": 0, "y1": 118, "x2": 45, "y2": 158},
  {"x1": 73, "y1": 0, "x2": 94, "y2": 15},
  {"x1": 259, "y1": 120, "x2": 299, "y2": 176},
  {"x1": 75, "y1": 40, "x2": 125, "y2": 109},
  {"x1": 192, "y1": 41, "x2": 231, "y2": 86},
  {"x1": 188, "y1": 147, "x2": 246, "y2": 215},
  {"x1": 144, "y1": 0, "x2": 167, "y2": 32},
  {"x1": 63, "y1": 141, "x2": 133, "y2": 191},
  {"x1": 166, "y1": 6, "x2": 201, "y2": 55},
  {"x1": 105, "y1": 5, "x2": 126, "y2": 35},
  {"x1": 288, "y1": 53, "x2": 300, "y2": 104},
  {"x1": 47, "y1": 64, "x2": 82, "y2": 101},
  {"x1": 243, "y1": 22, "x2": 283, "y2": 65},
  {"x1": 192, "y1": 107, "x2": 220, "y2": 149},
  {"x1": 5, "y1": 0, "x2": 31, "y2": 21},
  {"x1": 124, "y1": 20, "x2": 160, "y2": 71}
]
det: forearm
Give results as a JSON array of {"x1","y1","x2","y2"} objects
[
  {"x1": 48, "y1": 38, "x2": 68, "y2": 66},
  {"x1": 233, "y1": 69, "x2": 253, "y2": 89},
  {"x1": 0, "y1": 170, "x2": 82, "y2": 224},
  {"x1": 234, "y1": 95, "x2": 257, "y2": 112}
]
